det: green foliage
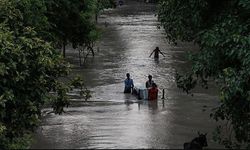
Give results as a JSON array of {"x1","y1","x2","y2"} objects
[
  {"x1": 0, "y1": 124, "x2": 6, "y2": 135},
  {"x1": 7, "y1": 133, "x2": 33, "y2": 149},
  {"x1": 45, "y1": 0, "x2": 99, "y2": 51},
  {"x1": 71, "y1": 76, "x2": 92, "y2": 101},
  {"x1": 14, "y1": 0, "x2": 49, "y2": 38},
  {"x1": 97, "y1": 0, "x2": 116, "y2": 12},
  {"x1": 0, "y1": 0, "x2": 49, "y2": 39},
  {"x1": 0, "y1": 0, "x2": 23, "y2": 33},
  {"x1": 0, "y1": 23, "x2": 70, "y2": 148},
  {"x1": 158, "y1": 0, "x2": 206, "y2": 44},
  {"x1": 176, "y1": 73, "x2": 197, "y2": 94},
  {"x1": 158, "y1": 0, "x2": 250, "y2": 148},
  {"x1": 0, "y1": 0, "x2": 93, "y2": 148}
]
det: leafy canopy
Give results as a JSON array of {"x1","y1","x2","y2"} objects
[
  {"x1": 158, "y1": 0, "x2": 250, "y2": 148},
  {"x1": 45, "y1": 0, "x2": 99, "y2": 50},
  {"x1": 0, "y1": 0, "x2": 95, "y2": 148}
]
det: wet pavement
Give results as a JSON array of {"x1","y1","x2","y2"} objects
[{"x1": 31, "y1": 0, "x2": 223, "y2": 149}]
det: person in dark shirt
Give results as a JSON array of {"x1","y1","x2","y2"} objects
[
  {"x1": 149, "y1": 47, "x2": 165, "y2": 58},
  {"x1": 146, "y1": 75, "x2": 154, "y2": 88}
]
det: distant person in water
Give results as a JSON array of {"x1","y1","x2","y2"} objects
[
  {"x1": 118, "y1": 0, "x2": 124, "y2": 6},
  {"x1": 149, "y1": 47, "x2": 165, "y2": 59},
  {"x1": 146, "y1": 75, "x2": 154, "y2": 88},
  {"x1": 124, "y1": 73, "x2": 134, "y2": 93}
]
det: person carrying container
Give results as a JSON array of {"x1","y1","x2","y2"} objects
[
  {"x1": 148, "y1": 83, "x2": 158, "y2": 100},
  {"x1": 124, "y1": 73, "x2": 134, "y2": 93}
]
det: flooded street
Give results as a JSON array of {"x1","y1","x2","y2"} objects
[{"x1": 31, "y1": 0, "x2": 223, "y2": 149}]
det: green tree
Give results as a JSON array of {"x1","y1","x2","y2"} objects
[
  {"x1": 0, "y1": 0, "x2": 50, "y2": 39},
  {"x1": 0, "y1": 23, "x2": 71, "y2": 149},
  {"x1": 14, "y1": 0, "x2": 50, "y2": 39},
  {"x1": 158, "y1": 0, "x2": 250, "y2": 148},
  {"x1": 0, "y1": 0, "x2": 90, "y2": 148},
  {"x1": 45, "y1": 0, "x2": 99, "y2": 58},
  {"x1": 44, "y1": 0, "x2": 115, "y2": 63},
  {"x1": 95, "y1": 0, "x2": 116, "y2": 22}
]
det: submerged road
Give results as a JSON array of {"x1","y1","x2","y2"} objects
[{"x1": 31, "y1": 0, "x2": 223, "y2": 149}]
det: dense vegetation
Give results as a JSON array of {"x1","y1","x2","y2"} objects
[
  {"x1": 158, "y1": 0, "x2": 249, "y2": 148},
  {"x1": 0, "y1": 0, "x2": 115, "y2": 148}
]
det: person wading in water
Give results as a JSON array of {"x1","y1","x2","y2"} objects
[
  {"x1": 146, "y1": 75, "x2": 154, "y2": 88},
  {"x1": 148, "y1": 83, "x2": 158, "y2": 100},
  {"x1": 149, "y1": 47, "x2": 165, "y2": 59},
  {"x1": 124, "y1": 73, "x2": 134, "y2": 93}
]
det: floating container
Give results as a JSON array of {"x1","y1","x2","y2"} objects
[{"x1": 133, "y1": 86, "x2": 148, "y2": 100}]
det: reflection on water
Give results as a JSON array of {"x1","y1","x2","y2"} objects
[{"x1": 31, "y1": 0, "x2": 223, "y2": 149}]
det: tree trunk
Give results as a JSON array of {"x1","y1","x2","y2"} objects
[
  {"x1": 78, "y1": 48, "x2": 82, "y2": 66},
  {"x1": 90, "y1": 47, "x2": 95, "y2": 57},
  {"x1": 90, "y1": 42, "x2": 95, "y2": 56},
  {"x1": 63, "y1": 41, "x2": 66, "y2": 58},
  {"x1": 95, "y1": 13, "x2": 98, "y2": 23}
]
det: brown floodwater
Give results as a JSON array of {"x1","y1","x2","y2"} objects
[{"x1": 31, "y1": 0, "x2": 223, "y2": 149}]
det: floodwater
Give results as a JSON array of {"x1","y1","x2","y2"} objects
[{"x1": 31, "y1": 0, "x2": 223, "y2": 149}]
